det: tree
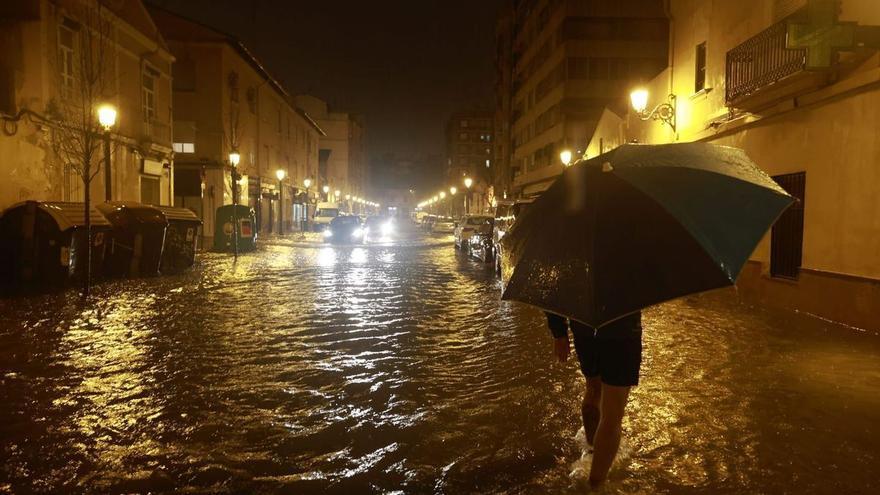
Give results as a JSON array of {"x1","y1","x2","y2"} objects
[{"x1": 46, "y1": 0, "x2": 117, "y2": 296}]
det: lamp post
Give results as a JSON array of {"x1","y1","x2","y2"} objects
[
  {"x1": 97, "y1": 104, "x2": 117, "y2": 201},
  {"x1": 464, "y1": 177, "x2": 473, "y2": 215},
  {"x1": 439, "y1": 191, "x2": 447, "y2": 217},
  {"x1": 302, "y1": 178, "x2": 312, "y2": 234},
  {"x1": 449, "y1": 187, "x2": 457, "y2": 218},
  {"x1": 276, "y1": 169, "x2": 286, "y2": 235},
  {"x1": 334, "y1": 189, "x2": 341, "y2": 207},
  {"x1": 630, "y1": 88, "x2": 677, "y2": 132},
  {"x1": 345, "y1": 194, "x2": 351, "y2": 214},
  {"x1": 322, "y1": 185, "x2": 330, "y2": 202},
  {"x1": 560, "y1": 149, "x2": 573, "y2": 167},
  {"x1": 228, "y1": 150, "x2": 241, "y2": 259}
]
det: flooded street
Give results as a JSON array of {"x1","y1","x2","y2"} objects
[{"x1": 2, "y1": 226, "x2": 879, "y2": 494}]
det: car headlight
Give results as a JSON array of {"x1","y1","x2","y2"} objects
[
  {"x1": 352, "y1": 228, "x2": 364, "y2": 237},
  {"x1": 323, "y1": 229, "x2": 333, "y2": 237},
  {"x1": 381, "y1": 222, "x2": 393, "y2": 235}
]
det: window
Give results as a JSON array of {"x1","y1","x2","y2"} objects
[
  {"x1": 246, "y1": 87, "x2": 257, "y2": 113},
  {"x1": 459, "y1": 132, "x2": 467, "y2": 140},
  {"x1": 140, "y1": 176, "x2": 161, "y2": 205},
  {"x1": 58, "y1": 22, "x2": 76, "y2": 99},
  {"x1": 460, "y1": 120, "x2": 468, "y2": 128},
  {"x1": 770, "y1": 172, "x2": 806, "y2": 279},
  {"x1": 695, "y1": 42, "x2": 707, "y2": 93},
  {"x1": 142, "y1": 67, "x2": 158, "y2": 122},
  {"x1": 173, "y1": 142, "x2": 195, "y2": 153}
]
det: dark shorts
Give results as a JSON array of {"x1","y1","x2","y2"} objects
[{"x1": 571, "y1": 313, "x2": 643, "y2": 387}]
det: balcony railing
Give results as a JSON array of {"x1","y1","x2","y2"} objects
[{"x1": 726, "y1": 19, "x2": 807, "y2": 105}]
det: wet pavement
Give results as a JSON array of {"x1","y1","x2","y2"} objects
[{"x1": 2, "y1": 224, "x2": 879, "y2": 494}]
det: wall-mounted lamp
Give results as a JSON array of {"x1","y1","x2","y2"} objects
[{"x1": 630, "y1": 88, "x2": 676, "y2": 132}]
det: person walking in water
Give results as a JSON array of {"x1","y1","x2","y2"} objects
[{"x1": 545, "y1": 311, "x2": 642, "y2": 488}]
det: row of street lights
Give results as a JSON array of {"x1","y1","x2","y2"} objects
[
  {"x1": 229, "y1": 152, "x2": 379, "y2": 235},
  {"x1": 416, "y1": 176, "x2": 474, "y2": 215}
]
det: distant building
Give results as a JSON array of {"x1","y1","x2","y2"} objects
[
  {"x1": 587, "y1": 0, "x2": 880, "y2": 332},
  {"x1": 495, "y1": 0, "x2": 669, "y2": 198},
  {"x1": 148, "y1": 5, "x2": 324, "y2": 239},
  {"x1": 295, "y1": 95, "x2": 367, "y2": 208},
  {"x1": 0, "y1": 0, "x2": 174, "y2": 210},
  {"x1": 445, "y1": 111, "x2": 495, "y2": 213}
]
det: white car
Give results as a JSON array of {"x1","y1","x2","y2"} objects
[
  {"x1": 432, "y1": 217, "x2": 456, "y2": 234},
  {"x1": 454, "y1": 215, "x2": 493, "y2": 251}
]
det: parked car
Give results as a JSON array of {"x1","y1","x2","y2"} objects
[
  {"x1": 324, "y1": 215, "x2": 364, "y2": 244},
  {"x1": 468, "y1": 228, "x2": 494, "y2": 263},
  {"x1": 493, "y1": 198, "x2": 534, "y2": 274},
  {"x1": 421, "y1": 214, "x2": 437, "y2": 232},
  {"x1": 432, "y1": 216, "x2": 456, "y2": 234},
  {"x1": 454, "y1": 215, "x2": 493, "y2": 252}
]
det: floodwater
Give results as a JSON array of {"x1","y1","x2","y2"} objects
[{"x1": 2, "y1": 225, "x2": 879, "y2": 494}]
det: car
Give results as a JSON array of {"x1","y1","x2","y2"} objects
[
  {"x1": 420, "y1": 214, "x2": 436, "y2": 232},
  {"x1": 432, "y1": 217, "x2": 456, "y2": 234},
  {"x1": 313, "y1": 202, "x2": 340, "y2": 232},
  {"x1": 323, "y1": 215, "x2": 364, "y2": 244},
  {"x1": 468, "y1": 228, "x2": 494, "y2": 263},
  {"x1": 454, "y1": 215, "x2": 493, "y2": 252},
  {"x1": 493, "y1": 198, "x2": 534, "y2": 274},
  {"x1": 364, "y1": 215, "x2": 395, "y2": 238}
]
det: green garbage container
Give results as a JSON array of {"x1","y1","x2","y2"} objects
[
  {"x1": 0, "y1": 201, "x2": 111, "y2": 291},
  {"x1": 97, "y1": 202, "x2": 168, "y2": 278},
  {"x1": 155, "y1": 206, "x2": 202, "y2": 274},
  {"x1": 214, "y1": 204, "x2": 257, "y2": 252}
]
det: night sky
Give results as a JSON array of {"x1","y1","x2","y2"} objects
[{"x1": 149, "y1": 0, "x2": 505, "y2": 187}]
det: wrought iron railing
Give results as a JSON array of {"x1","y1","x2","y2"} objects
[{"x1": 725, "y1": 19, "x2": 807, "y2": 104}]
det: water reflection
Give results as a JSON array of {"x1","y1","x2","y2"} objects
[{"x1": 1, "y1": 229, "x2": 879, "y2": 494}]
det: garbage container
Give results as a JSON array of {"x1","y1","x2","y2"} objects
[
  {"x1": 154, "y1": 206, "x2": 202, "y2": 274},
  {"x1": 0, "y1": 201, "x2": 110, "y2": 290},
  {"x1": 214, "y1": 204, "x2": 257, "y2": 252},
  {"x1": 97, "y1": 201, "x2": 168, "y2": 278}
]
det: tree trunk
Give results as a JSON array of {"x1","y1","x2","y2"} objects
[{"x1": 83, "y1": 170, "x2": 91, "y2": 297}]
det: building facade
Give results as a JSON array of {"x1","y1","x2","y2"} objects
[
  {"x1": 499, "y1": 0, "x2": 669, "y2": 198},
  {"x1": 0, "y1": 0, "x2": 174, "y2": 211},
  {"x1": 586, "y1": 0, "x2": 880, "y2": 331},
  {"x1": 149, "y1": 6, "x2": 323, "y2": 239},
  {"x1": 446, "y1": 111, "x2": 495, "y2": 214},
  {"x1": 294, "y1": 95, "x2": 367, "y2": 207}
]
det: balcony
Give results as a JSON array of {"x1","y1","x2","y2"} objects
[
  {"x1": 140, "y1": 119, "x2": 172, "y2": 148},
  {"x1": 725, "y1": 16, "x2": 829, "y2": 111}
]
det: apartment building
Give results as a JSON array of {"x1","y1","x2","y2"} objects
[
  {"x1": 501, "y1": 0, "x2": 669, "y2": 197},
  {"x1": 295, "y1": 95, "x2": 368, "y2": 204},
  {"x1": 148, "y1": 6, "x2": 324, "y2": 239},
  {"x1": 0, "y1": 0, "x2": 174, "y2": 210},
  {"x1": 446, "y1": 111, "x2": 495, "y2": 213},
  {"x1": 587, "y1": 0, "x2": 880, "y2": 331}
]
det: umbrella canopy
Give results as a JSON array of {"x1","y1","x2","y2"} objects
[{"x1": 500, "y1": 142, "x2": 795, "y2": 328}]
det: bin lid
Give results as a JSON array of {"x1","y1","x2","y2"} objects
[
  {"x1": 97, "y1": 201, "x2": 169, "y2": 226},
  {"x1": 5, "y1": 201, "x2": 112, "y2": 231},
  {"x1": 216, "y1": 204, "x2": 255, "y2": 215},
  {"x1": 154, "y1": 205, "x2": 203, "y2": 224}
]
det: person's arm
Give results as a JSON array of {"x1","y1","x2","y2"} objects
[
  {"x1": 545, "y1": 312, "x2": 570, "y2": 362},
  {"x1": 545, "y1": 312, "x2": 568, "y2": 338}
]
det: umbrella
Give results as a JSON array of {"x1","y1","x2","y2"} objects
[{"x1": 499, "y1": 142, "x2": 795, "y2": 328}]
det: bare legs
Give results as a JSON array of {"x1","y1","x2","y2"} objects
[
  {"x1": 589, "y1": 383, "x2": 631, "y2": 488},
  {"x1": 582, "y1": 377, "x2": 602, "y2": 446}
]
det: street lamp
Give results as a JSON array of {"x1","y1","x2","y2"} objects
[
  {"x1": 464, "y1": 177, "x2": 473, "y2": 215},
  {"x1": 322, "y1": 184, "x2": 330, "y2": 202},
  {"x1": 276, "y1": 169, "x2": 286, "y2": 234},
  {"x1": 228, "y1": 150, "x2": 241, "y2": 258},
  {"x1": 560, "y1": 149, "x2": 573, "y2": 167},
  {"x1": 439, "y1": 191, "x2": 446, "y2": 199},
  {"x1": 302, "y1": 178, "x2": 312, "y2": 233},
  {"x1": 97, "y1": 104, "x2": 117, "y2": 200},
  {"x1": 630, "y1": 87, "x2": 676, "y2": 132},
  {"x1": 334, "y1": 190, "x2": 341, "y2": 204}
]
